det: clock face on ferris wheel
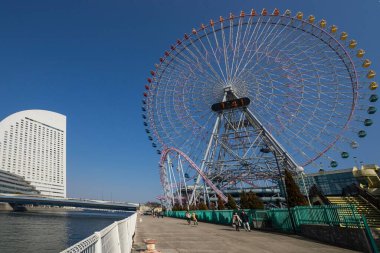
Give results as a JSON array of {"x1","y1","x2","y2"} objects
[{"x1": 143, "y1": 8, "x2": 377, "y2": 170}]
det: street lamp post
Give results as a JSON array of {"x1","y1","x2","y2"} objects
[
  {"x1": 296, "y1": 166, "x2": 311, "y2": 206},
  {"x1": 260, "y1": 147, "x2": 297, "y2": 234},
  {"x1": 353, "y1": 156, "x2": 359, "y2": 168}
]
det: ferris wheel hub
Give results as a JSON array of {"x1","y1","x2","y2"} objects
[
  {"x1": 145, "y1": 8, "x2": 377, "y2": 209},
  {"x1": 223, "y1": 86, "x2": 233, "y2": 92}
]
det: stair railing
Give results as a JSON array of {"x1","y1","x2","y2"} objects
[{"x1": 351, "y1": 184, "x2": 380, "y2": 211}]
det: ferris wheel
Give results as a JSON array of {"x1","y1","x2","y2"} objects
[{"x1": 143, "y1": 8, "x2": 378, "y2": 208}]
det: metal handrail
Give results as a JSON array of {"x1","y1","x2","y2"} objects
[
  {"x1": 61, "y1": 212, "x2": 137, "y2": 253},
  {"x1": 361, "y1": 215, "x2": 379, "y2": 253},
  {"x1": 352, "y1": 184, "x2": 380, "y2": 211}
]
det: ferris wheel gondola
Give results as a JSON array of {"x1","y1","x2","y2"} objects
[{"x1": 143, "y1": 8, "x2": 377, "y2": 208}]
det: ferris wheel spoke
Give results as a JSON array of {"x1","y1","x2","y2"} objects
[
  {"x1": 234, "y1": 17, "x2": 276, "y2": 79},
  {"x1": 233, "y1": 16, "x2": 264, "y2": 79},
  {"x1": 282, "y1": 111, "x2": 344, "y2": 141},
  {"x1": 246, "y1": 18, "x2": 295, "y2": 72},
  {"x1": 202, "y1": 27, "x2": 227, "y2": 83},
  {"x1": 274, "y1": 127, "x2": 334, "y2": 167},
  {"x1": 284, "y1": 118, "x2": 344, "y2": 155},
  {"x1": 173, "y1": 54, "x2": 220, "y2": 86},
  {"x1": 244, "y1": 19, "x2": 307, "y2": 76},
  {"x1": 260, "y1": 18, "x2": 312, "y2": 54},
  {"x1": 255, "y1": 95, "x2": 342, "y2": 140},
  {"x1": 157, "y1": 96, "x2": 187, "y2": 143},
  {"x1": 186, "y1": 38, "x2": 225, "y2": 84},
  {"x1": 234, "y1": 16, "x2": 257, "y2": 74},
  {"x1": 219, "y1": 21, "x2": 231, "y2": 82},
  {"x1": 251, "y1": 75, "x2": 351, "y2": 108},
  {"x1": 260, "y1": 105, "x2": 333, "y2": 140},
  {"x1": 166, "y1": 50, "x2": 219, "y2": 86},
  {"x1": 229, "y1": 15, "x2": 243, "y2": 80},
  {"x1": 267, "y1": 118, "x2": 334, "y2": 164},
  {"x1": 193, "y1": 32, "x2": 227, "y2": 83},
  {"x1": 181, "y1": 41, "x2": 226, "y2": 84},
  {"x1": 240, "y1": 17, "x2": 275, "y2": 66},
  {"x1": 254, "y1": 86, "x2": 350, "y2": 115},
  {"x1": 268, "y1": 102, "x2": 343, "y2": 136},
  {"x1": 147, "y1": 9, "x2": 376, "y2": 208},
  {"x1": 274, "y1": 132, "x2": 319, "y2": 165}
]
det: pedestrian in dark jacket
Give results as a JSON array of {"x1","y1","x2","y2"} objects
[{"x1": 240, "y1": 211, "x2": 251, "y2": 232}]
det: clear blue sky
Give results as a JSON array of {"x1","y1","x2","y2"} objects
[{"x1": 0, "y1": 0, "x2": 379, "y2": 203}]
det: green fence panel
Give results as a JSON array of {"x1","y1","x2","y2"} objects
[
  {"x1": 268, "y1": 208, "x2": 293, "y2": 232},
  {"x1": 165, "y1": 205, "x2": 378, "y2": 252},
  {"x1": 165, "y1": 204, "x2": 366, "y2": 232},
  {"x1": 166, "y1": 210, "x2": 235, "y2": 225}
]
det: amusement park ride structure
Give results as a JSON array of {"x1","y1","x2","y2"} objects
[{"x1": 142, "y1": 8, "x2": 378, "y2": 210}]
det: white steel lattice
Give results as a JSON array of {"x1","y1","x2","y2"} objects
[{"x1": 143, "y1": 8, "x2": 378, "y2": 208}]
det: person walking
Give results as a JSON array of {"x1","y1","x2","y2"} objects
[
  {"x1": 191, "y1": 212, "x2": 198, "y2": 226},
  {"x1": 232, "y1": 212, "x2": 242, "y2": 231},
  {"x1": 240, "y1": 211, "x2": 251, "y2": 232},
  {"x1": 185, "y1": 211, "x2": 191, "y2": 225}
]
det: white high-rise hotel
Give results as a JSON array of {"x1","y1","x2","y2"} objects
[{"x1": 0, "y1": 110, "x2": 66, "y2": 198}]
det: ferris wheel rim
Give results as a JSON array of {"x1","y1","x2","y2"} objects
[{"x1": 144, "y1": 8, "x2": 376, "y2": 170}]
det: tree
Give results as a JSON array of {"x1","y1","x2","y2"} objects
[
  {"x1": 209, "y1": 202, "x2": 216, "y2": 210},
  {"x1": 247, "y1": 191, "x2": 264, "y2": 209},
  {"x1": 217, "y1": 196, "x2": 225, "y2": 210},
  {"x1": 172, "y1": 203, "x2": 182, "y2": 211},
  {"x1": 226, "y1": 194, "x2": 237, "y2": 210},
  {"x1": 182, "y1": 199, "x2": 189, "y2": 210},
  {"x1": 189, "y1": 204, "x2": 197, "y2": 210},
  {"x1": 240, "y1": 191, "x2": 249, "y2": 209},
  {"x1": 309, "y1": 184, "x2": 329, "y2": 205},
  {"x1": 145, "y1": 201, "x2": 161, "y2": 208},
  {"x1": 197, "y1": 202, "x2": 208, "y2": 210},
  {"x1": 284, "y1": 169, "x2": 308, "y2": 207}
]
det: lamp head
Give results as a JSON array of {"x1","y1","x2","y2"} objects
[{"x1": 260, "y1": 147, "x2": 271, "y2": 153}]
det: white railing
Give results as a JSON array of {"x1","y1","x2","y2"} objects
[{"x1": 61, "y1": 213, "x2": 137, "y2": 253}]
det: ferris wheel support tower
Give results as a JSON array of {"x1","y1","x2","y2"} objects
[
  {"x1": 189, "y1": 87, "x2": 300, "y2": 205},
  {"x1": 144, "y1": 8, "x2": 378, "y2": 209}
]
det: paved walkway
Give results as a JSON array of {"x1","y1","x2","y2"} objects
[{"x1": 132, "y1": 215, "x2": 358, "y2": 253}]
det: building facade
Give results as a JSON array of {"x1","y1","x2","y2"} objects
[
  {"x1": 0, "y1": 110, "x2": 66, "y2": 197},
  {"x1": 295, "y1": 168, "x2": 359, "y2": 196}
]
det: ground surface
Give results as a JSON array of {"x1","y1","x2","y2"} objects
[{"x1": 132, "y1": 215, "x2": 358, "y2": 253}]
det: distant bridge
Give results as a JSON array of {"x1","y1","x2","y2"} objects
[{"x1": 0, "y1": 194, "x2": 138, "y2": 211}]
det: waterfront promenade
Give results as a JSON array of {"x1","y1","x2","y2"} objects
[{"x1": 132, "y1": 215, "x2": 357, "y2": 253}]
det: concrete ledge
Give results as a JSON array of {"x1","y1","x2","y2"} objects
[{"x1": 0, "y1": 202, "x2": 13, "y2": 211}]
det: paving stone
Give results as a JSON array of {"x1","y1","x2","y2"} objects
[{"x1": 132, "y1": 215, "x2": 358, "y2": 253}]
